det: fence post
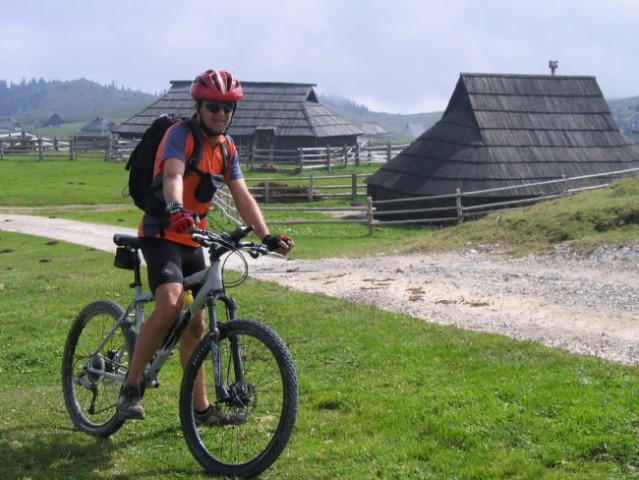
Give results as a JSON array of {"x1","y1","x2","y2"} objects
[
  {"x1": 264, "y1": 181, "x2": 270, "y2": 204},
  {"x1": 367, "y1": 196, "x2": 375, "y2": 235},
  {"x1": 308, "y1": 174, "x2": 314, "y2": 202},
  {"x1": 456, "y1": 188, "x2": 463, "y2": 225},
  {"x1": 0, "y1": 139, "x2": 3, "y2": 160},
  {"x1": 69, "y1": 136, "x2": 75, "y2": 160},
  {"x1": 298, "y1": 147, "x2": 304, "y2": 172},
  {"x1": 343, "y1": 144, "x2": 348, "y2": 168},
  {"x1": 355, "y1": 143, "x2": 360, "y2": 167},
  {"x1": 561, "y1": 174, "x2": 568, "y2": 194},
  {"x1": 326, "y1": 145, "x2": 331, "y2": 172},
  {"x1": 351, "y1": 173, "x2": 358, "y2": 202}
]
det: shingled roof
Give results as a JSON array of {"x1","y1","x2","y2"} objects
[
  {"x1": 114, "y1": 80, "x2": 362, "y2": 148},
  {"x1": 80, "y1": 116, "x2": 116, "y2": 134},
  {"x1": 366, "y1": 73, "x2": 639, "y2": 200}
]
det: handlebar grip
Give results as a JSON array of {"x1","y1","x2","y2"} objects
[{"x1": 228, "y1": 225, "x2": 254, "y2": 242}]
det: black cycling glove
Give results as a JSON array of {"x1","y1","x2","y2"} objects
[{"x1": 262, "y1": 234, "x2": 293, "y2": 251}]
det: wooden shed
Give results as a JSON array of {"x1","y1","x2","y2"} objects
[
  {"x1": 114, "y1": 80, "x2": 362, "y2": 150},
  {"x1": 42, "y1": 113, "x2": 64, "y2": 127},
  {"x1": 80, "y1": 116, "x2": 116, "y2": 135},
  {"x1": 399, "y1": 122, "x2": 426, "y2": 139},
  {"x1": 366, "y1": 73, "x2": 639, "y2": 216}
]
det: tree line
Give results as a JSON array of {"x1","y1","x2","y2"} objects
[{"x1": 0, "y1": 78, "x2": 157, "y2": 118}]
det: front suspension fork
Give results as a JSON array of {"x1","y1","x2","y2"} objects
[{"x1": 207, "y1": 294, "x2": 243, "y2": 401}]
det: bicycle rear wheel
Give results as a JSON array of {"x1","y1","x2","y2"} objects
[
  {"x1": 180, "y1": 318, "x2": 298, "y2": 478},
  {"x1": 62, "y1": 300, "x2": 136, "y2": 437}
]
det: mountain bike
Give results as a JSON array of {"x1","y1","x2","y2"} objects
[{"x1": 61, "y1": 225, "x2": 298, "y2": 478}]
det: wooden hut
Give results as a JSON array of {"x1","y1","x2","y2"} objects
[
  {"x1": 114, "y1": 80, "x2": 362, "y2": 150},
  {"x1": 42, "y1": 113, "x2": 64, "y2": 127},
  {"x1": 79, "y1": 116, "x2": 116, "y2": 135},
  {"x1": 399, "y1": 123, "x2": 426, "y2": 139},
  {"x1": 366, "y1": 73, "x2": 639, "y2": 218},
  {"x1": 0, "y1": 117, "x2": 23, "y2": 133},
  {"x1": 360, "y1": 122, "x2": 389, "y2": 136}
]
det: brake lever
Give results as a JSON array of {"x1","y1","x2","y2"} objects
[{"x1": 242, "y1": 243, "x2": 271, "y2": 259}]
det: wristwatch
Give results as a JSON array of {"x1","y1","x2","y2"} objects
[{"x1": 165, "y1": 201, "x2": 183, "y2": 214}]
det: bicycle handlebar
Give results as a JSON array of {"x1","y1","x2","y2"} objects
[{"x1": 191, "y1": 226, "x2": 270, "y2": 259}]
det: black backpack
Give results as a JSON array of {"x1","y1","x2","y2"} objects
[{"x1": 124, "y1": 114, "x2": 202, "y2": 212}]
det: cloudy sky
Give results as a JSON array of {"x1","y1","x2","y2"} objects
[{"x1": 2, "y1": 0, "x2": 638, "y2": 113}]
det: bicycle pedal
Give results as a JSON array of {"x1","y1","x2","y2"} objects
[{"x1": 147, "y1": 379, "x2": 160, "y2": 388}]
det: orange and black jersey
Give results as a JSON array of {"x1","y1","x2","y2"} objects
[{"x1": 138, "y1": 121, "x2": 243, "y2": 247}]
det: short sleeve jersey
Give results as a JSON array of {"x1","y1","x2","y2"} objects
[{"x1": 138, "y1": 121, "x2": 243, "y2": 247}]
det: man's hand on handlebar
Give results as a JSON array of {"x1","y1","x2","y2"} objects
[
  {"x1": 168, "y1": 208, "x2": 196, "y2": 234},
  {"x1": 262, "y1": 234, "x2": 294, "y2": 254}
]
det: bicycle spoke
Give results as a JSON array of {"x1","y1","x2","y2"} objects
[
  {"x1": 62, "y1": 300, "x2": 134, "y2": 437},
  {"x1": 180, "y1": 319, "x2": 298, "y2": 478}
]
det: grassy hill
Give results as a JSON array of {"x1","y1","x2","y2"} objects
[
  {"x1": 607, "y1": 96, "x2": 639, "y2": 136},
  {"x1": 319, "y1": 93, "x2": 442, "y2": 136},
  {"x1": 0, "y1": 78, "x2": 157, "y2": 124}
]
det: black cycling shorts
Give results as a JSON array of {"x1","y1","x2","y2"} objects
[{"x1": 140, "y1": 237, "x2": 205, "y2": 294}]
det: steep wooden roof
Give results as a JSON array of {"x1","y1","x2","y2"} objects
[
  {"x1": 367, "y1": 73, "x2": 639, "y2": 197},
  {"x1": 114, "y1": 80, "x2": 362, "y2": 139},
  {"x1": 79, "y1": 116, "x2": 116, "y2": 133}
]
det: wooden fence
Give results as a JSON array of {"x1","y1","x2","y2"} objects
[
  {"x1": 68, "y1": 135, "x2": 118, "y2": 160},
  {"x1": 0, "y1": 132, "x2": 69, "y2": 160},
  {"x1": 6, "y1": 132, "x2": 638, "y2": 234},
  {"x1": 114, "y1": 138, "x2": 408, "y2": 172},
  {"x1": 0, "y1": 132, "x2": 121, "y2": 160},
  {"x1": 211, "y1": 168, "x2": 639, "y2": 234},
  {"x1": 246, "y1": 173, "x2": 370, "y2": 203},
  {"x1": 0, "y1": 132, "x2": 409, "y2": 169},
  {"x1": 241, "y1": 141, "x2": 409, "y2": 172}
]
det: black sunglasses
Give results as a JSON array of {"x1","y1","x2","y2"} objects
[{"x1": 204, "y1": 102, "x2": 236, "y2": 114}]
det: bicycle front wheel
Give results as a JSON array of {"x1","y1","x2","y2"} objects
[
  {"x1": 180, "y1": 318, "x2": 298, "y2": 478},
  {"x1": 62, "y1": 300, "x2": 136, "y2": 437}
]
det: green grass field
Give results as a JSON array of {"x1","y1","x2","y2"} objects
[{"x1": 1, "y1": 155, "x2": 638, "y2": 479}]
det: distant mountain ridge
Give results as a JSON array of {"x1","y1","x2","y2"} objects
[
  {"x1": 0, "y1": 78, "x2": 158, "y2": 121},
  {"x1": 320, "y1": 94, "x2": 638, "y2": 138},
  {"x1": 1, "y1": 78, "x2": 636, "y2": 138}
]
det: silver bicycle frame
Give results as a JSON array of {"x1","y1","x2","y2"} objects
[{"x1": 142, "y1": 256, "x2": 226, "y2": 385}]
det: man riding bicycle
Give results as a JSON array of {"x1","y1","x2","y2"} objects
[{"x1": 117, "y1": 69, "x2": 293, "y2": 424}]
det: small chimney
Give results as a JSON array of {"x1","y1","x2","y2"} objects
[{"x1": 548, "y1": 60, "x2": 558, "y2": 76}]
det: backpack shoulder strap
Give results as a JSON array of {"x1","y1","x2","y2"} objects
[
  {"x1": 219, "y1": 141, "x2": 230, "y2": 175},
  {"x1": 183, "y1": 118, "x2": 230, "y2": 176},
  {"x1": 184, "y1": 117, "x2": 203, "y2": 166}
]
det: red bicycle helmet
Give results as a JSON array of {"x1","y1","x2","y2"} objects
[{"x1": 190, "y1": 69, "x2": 243, "y2": 101}]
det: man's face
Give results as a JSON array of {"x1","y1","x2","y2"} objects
[{"x1": 198, "y1": 101, "x2": 235, "y2": 135}]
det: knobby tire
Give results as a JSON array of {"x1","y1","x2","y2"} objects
[
  {"x1": 179, "y1": 318, "x2": 298, "y2": 478},
  {"x1": 61, "y1": 300, "x2": 136, "y2": 437}
]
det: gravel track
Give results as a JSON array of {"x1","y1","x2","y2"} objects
[{"x1": 2, "y1": 213, "x2": 638, "y2": 365}]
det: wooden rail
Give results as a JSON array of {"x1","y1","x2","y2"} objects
[
  {"x1": 211, "y1": 168, "x2": 639, "y2": 235},
  {"x1": 245, "y1": 173, "x2": 370, "y2": 203},
  {"x1": 242, "y1": 142, "x2": 409, "y2": 172},
  {"x1": 0, "y1": 133, "x2": 69, "y2": 160},
  {"x1": 13, "y1": 134, "x2": 408, "y2": 169}
]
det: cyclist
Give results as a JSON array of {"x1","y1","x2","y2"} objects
[{"x1": 117, "y1": 69, "x2": 293, "y2": 424}]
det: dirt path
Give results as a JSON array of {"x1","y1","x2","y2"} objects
[{"x1": 2, "y1": 213, "x2": 638, "y2": 365}]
